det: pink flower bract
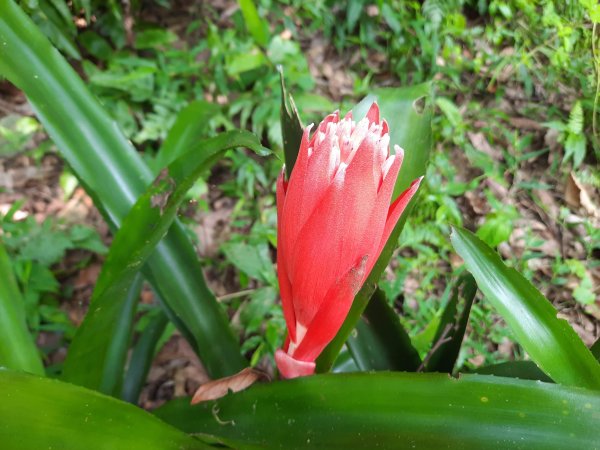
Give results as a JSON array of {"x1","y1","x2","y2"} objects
[{"x1": 275, "y1": 102, "x2": 421, "y2": 379}]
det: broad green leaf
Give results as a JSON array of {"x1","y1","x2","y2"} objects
[
  {"x1": 63, "y1": 131, "x2": 263, "y2": 393},
  {"x1": 155, "y1": 372, "x2": 600, "y2": 450},
  {"x1": 474, "y1": 361, "x2": 553, "y2": 382},
  {"x1": 410, "y1": 311, "x2": 442, "y2": 354},
  {"x1": 436, "y1": 97, "x2": 462, "y2": 128},
  {"x1": 451, "y1": 226, "x2": 600, "y2": 390},
  {"x1": 331, "y1": 346, "x2": 359, "y2": 373},
  {"x1": 238, "y1": 0, "x2": 270, "y2": 47},
  {"x1": 347, "y1": 289, "x2": 421, "y2": 371},
  {"x1": 317, "y1": 82, "x2": 433, "y2": 372},
  {"x1": 226, "y1": 48, "x2": 268, "y2": 76},
  {"x1": 0, "y1": 0, "x2": 246, "y2": 378},
  {"x1": 33, "y1": 0, "x2": 80, "y2": 59},
  {"x1": 0, "y1": 243, "x2": 44, "y2": 375},
  {"x1": 78, "y1": 30, "x2": 113, "y2": 60},
  {"x1": 221, "y1": 241, "x2": 277, "y2": 285},
  {"x1": 154, "y1": 100, "x2": 220, "y2": 174},
  {"x1": 425, "y1": 274, "x2": 477, "y2": 373},
  {"x1": 122, "y1": 309, "x2": 169, "y2": 404},
  {"x1": 278, "y1": 66, "x2": 303, "y2": 178},
  {"x1": 564, "y1": 132, "x2": 587, "y2": 168},
  {"x1": 346, "y1": 0, "x2": 366, "y2": 31},
  {"x1": 0, "y1": 369, "x2": 209, "y2": 450},
  {"x1": 134, "y1": 28, "x2": 178, "y2": 50},
  {"x1": 62, "y1": 272, "x2": 142, "y2": 395}
]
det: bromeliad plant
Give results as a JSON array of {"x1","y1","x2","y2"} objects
[{"x1": 0, "y1": 1, "x2": 599, "y2": 449}]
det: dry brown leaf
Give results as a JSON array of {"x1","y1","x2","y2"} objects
[
  {"x1": 468, "y1": 354, "x2": 485, "y2": 368},
  {"x1": 534, "y1": 188, "x2": 559, "y2": 220},
  {"x1": 565, "y1": 172, "x2": 599, "y2": 218},
  {"x1": 191, "y1": 367, "x2": 269, "y2": 404},
  {"x1": 465, "y1": 190, "x2": 489, "y2": 215},
  {"x1": 508, "y1": 117, "x2": 544, "y2": 131},
  {"x1": 467, "y1": 132, "x2": 502, "y2": 161}
]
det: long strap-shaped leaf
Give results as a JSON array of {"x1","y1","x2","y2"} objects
[
  {"x1": 0, "y1": 0, "x2": 246, "y2": 378},
  {"x1": 155, "y1": 372, "x2": 600, "y2": 450},
  {"x1": 64, "y1": 131, "x2": 262, "y2": 394},
  {"x1": 122, "y1": 309, "x2": 170, "y2": 403},
  {"x1": 63, "y1": 131, "x2": 263, "y2": 394},
  {"x1": 0, "y1": 243, "x2": 44, "y2": 375},
  {"x1": 346, "y1": 288, "x2": 421, "y2": 371},
  {"x1": 317, "y1": 83, "x2": 433, "y2": 371},
  {"x1": 451, "y1": 226, "x2": 600, "y2": 390},
  {"x1": 0, "y1": 369, "x2": 210, "y2": 450},
  {"x1": 279, "y1": 66, "x2": 303, "y2": 179},
  {"x1": 425, "y1": 274, "x2": 477, "y2": 373}
]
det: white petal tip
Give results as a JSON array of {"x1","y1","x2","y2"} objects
[{"x1": 393, "y1": 145, "x2": 404, "y2": 157}]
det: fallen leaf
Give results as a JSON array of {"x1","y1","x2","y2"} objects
[
  {"x1": 191, "y1": 367, "x2": 269, "y2": 404},
  {"x1": 565, "y1": 172, "x2": 599, "y2": 218},
  {"x1": 508, "y1": 117, "x2": 543, "y2": 131},
  {"x1": 467, "y1": 132, "x2": 502, "y2": 161}
]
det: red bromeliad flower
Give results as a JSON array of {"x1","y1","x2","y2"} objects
[{"x1": 275, "y1": 102, "x2": 422, "y2": 379}]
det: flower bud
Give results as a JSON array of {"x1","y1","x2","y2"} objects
[{"x1": 275, "y1": 103, "x2": 422, "y2": 378}]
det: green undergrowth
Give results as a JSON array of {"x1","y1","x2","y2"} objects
[{"x1": 1, "y1": 0, "x2": 598, "y2": 371}]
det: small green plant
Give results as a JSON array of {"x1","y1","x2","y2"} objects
[
  {"x1": 0, "y1": 203, "x2": 106, "y2": 366},
  {"x1": 545, "y1": 101, "x2": 588, "y2": 168}
]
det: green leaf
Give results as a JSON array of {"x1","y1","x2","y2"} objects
[
  {"x1": 564, "y1": 132, "x2": 587, "y2": 168},
  {"x1": 63, "y1": 130, "x2": 263, "y2": 393},
  {"x1": 0, "y1": 243, "x2": 44, "y2": 376},
  {"x1": 347, "y1": 288, "x2": 421, "y2": 371},
  {"x1": 155, "y1": 372, "x2": 600, "y2": 449},
  {"x1": 567, "y1": 101, "x2": 584, "y2": 134},
  {"x1": 134, "y1": 28, "x2": 178, "y2": 49},
  {"x1": 473, "y1": 361, "x2": 553, "y2": 382},
  {"x1": 18, "y1": 226, "x2": 72, "y2": 265},
  {"x1": 226, "y1": 47, "x2": 268, "y2": 76},
  {"x1": 238, "y1": 0, "x2": 270, "y2": 47},
  {"x1": 425, "y1": 274, "x2": 477, "y2": 373},
  {"x1": 591, "y1": 338, "x2": 600, "y2": 362},
  {"x1": 62, "y1": 272, "x2": 142, "y2": 395},
  {"x1": 476, "y1": 212, "x2": 514, "y2": 247},
  {"x1": 451, "y1": 226, "x2": 600, "y2": 390},
  {"x1": 33, "y1": 0, "x2": 80, "y2": 59},
  {"x1": 68, "y1": 225, "x2": 108, "y2": 254},
  {"x1": 122, "y1": 309, "x2": 169, "y2": 404},
  {"x1": 221, "y1": 241, "x2": 277, "y2": 285},
  {"x1": 154, "y1": 100, "x2": 220, "y2": 174},
  {"x1": 381, "y1": 3, "x2": 401, "y2": 33},
  {"x1": 436, "y1": 97, "x2": 462, "y2": 128},
  {"x1": 317, "y1": 82, "x2": 433, "y2": 372},
  {"x1": 0, "y1": 0, "x2": 246, "y2": 379},
  {"x1": 331, "y1": 346, "x2": 359, "y2": 372},
  {"x1": 79, "y1": 30, "x2": 113, "y2": 60},
  {"x1": 278, "y1": 66, "x2": 304, "y2": 178},
  {"x1": 411, "y1": 311, "x2": 442, "y2": 354},
  {"x1": 346, "y1": 0, "x2": 366, "y2": 31},
  {"x1": 0, "y1": 369, "x2": 209, "y2": 450}
]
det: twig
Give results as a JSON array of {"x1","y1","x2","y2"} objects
[
  {"x1": 122, "y1": 0, "x2": 134, "y2": 48},
  {"x1": 592, "y1": 22, "x2": 599, "y2": 145},
  {"x1": 417, "y1": 323, "x2": 453, "y2": 372},
  {"x1": 217, "y1": 289, "x2": 256, "y2": 302}
]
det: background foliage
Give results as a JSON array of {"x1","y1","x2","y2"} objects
[{"x1": 0, "y1": 0, "x2": 598, "y2": 401}]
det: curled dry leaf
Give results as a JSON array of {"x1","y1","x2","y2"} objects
[
  {"x1": 467, "y1": 131, "x2": 502, "y2": 161},
  {"x1": 191, "y1": 367, "x2": 269, "y2": 404},
  {"x1": 565, "y1": 172, "x2": 599, "y2": 219}
]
